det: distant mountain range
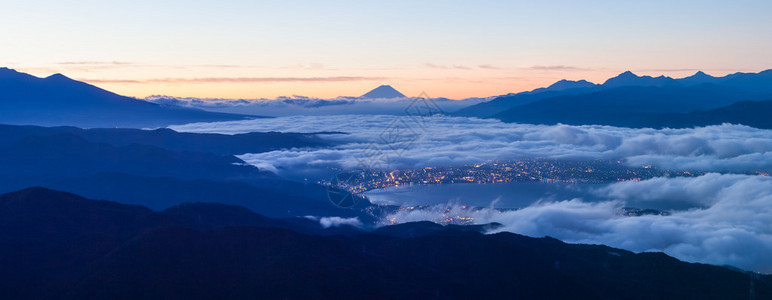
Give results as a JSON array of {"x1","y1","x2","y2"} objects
[
  {"x1": 455, "y1": 69, "x2": 772, "y2": 129},
  {"x1": 5, "y1": 66, "x2": 772, "y2": 129},
  {"x1": 360, "y1": 84, "x2": 406, "y2": 98},
  {"x1": 1, "y1": 187, "x2": 769, "y2": 299},
  {"x1": 144, "y1": 87, "x2": 484, "y2": 117},
  {"x1": 0, "y1": 68, "x2": 254, "y2": 128}
]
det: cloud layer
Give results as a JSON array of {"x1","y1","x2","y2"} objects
[
  {"x1": 306, "y1": 216, "x2": 363, "y2": 228},
  {"x1": 86, "y1": 76, "x2": 386, "y2": 84},
  {"x1": 171, "y1": 115, "x2": 772, "y2": 176},
  {"x1": 385, "y1": 173, "x2": 772, "y2": 273},
  {"x1": 171, "y1": 116, "x2": 772, "y2": 272},
  {"x1": 149, "y1": 96, "x2": 484, "y2": 117}
]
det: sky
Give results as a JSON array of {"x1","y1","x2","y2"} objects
[{"x1": 3, "y1": 0, "x2": 772, "y2": 99}]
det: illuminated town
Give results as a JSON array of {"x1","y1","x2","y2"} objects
[
  {"x1": 334, "y1": 159, "x2": 711, "y2": 225},
  {"x1": 324, "y1": 159, "x2": 703, "y2": 195}
]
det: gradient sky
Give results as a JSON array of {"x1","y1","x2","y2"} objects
[{"x1": 3, "y1": 0, "x2": 772, "y2": 99}]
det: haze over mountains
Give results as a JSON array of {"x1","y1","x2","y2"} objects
[{"x1": 456, "y1": 69, "x2": 772, "y2": 129}]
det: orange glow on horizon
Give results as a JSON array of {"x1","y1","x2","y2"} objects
[{"x1": 12, "y1": 64, "x2": 768, "y2": 100}]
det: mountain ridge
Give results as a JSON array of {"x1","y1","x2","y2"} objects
[
  {"x1": 0, "y1": 68, "x2": 256, "y2": 128},
  {"x1": 0, "y1": 123, "x2": 363, "y2": 219},
  {"x1": 455, "y1": 68, "x2": 772, "y2": 128}
]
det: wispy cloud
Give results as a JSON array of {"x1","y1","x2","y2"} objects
[
  {"x1": 280, "y1": 63, "x2": 337, "y2": 70},
  {"x1": 193, "y1": 64, "x2": 245, "y2": 69},
  {"x1": 54, "y1": 61, "x2": 247, "y2": 68},
  {"x1": 79, "y1": 79, "x2": 146, "y2": 84},
  {"x1": 478, "y1": 64, "x2": 501, "y2": 70},
  {"x1": 55, "y1": 61, "x2": 134, "y2": 65},
  {"x1": 528, "y1": 65, "x2": 585, "y2": 71},
  {"x1": 45, "y1": 61, "x2": 141, "y2": 73},
  {"x1": 49, "y1": 62, "x2": 270, "y2": 72},
  {"x1": 424, "y1": 63, "x2": 472, "y2": 70},
  {"x1": 82, "y1": 76, "x2": 388, "y2": 84},
  {"x1": 636, "y1": 68, "x2": 701, "y2": 73}
]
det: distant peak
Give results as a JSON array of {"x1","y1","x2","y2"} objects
[
  {"x1": 545, "y1": 79, "x2": 596, "y2": 91},
  {"x1": 0, "y1": 67, "x2": 36, "y2": 80},
  {"x1": 689, "y1": 71, "x2": 714, "y2": 78},
  {"x1": 676, "y1": 71, "x2": 716, "y2": 85},
  {"x1": 601, "y1": 70, "x2": 679, "y2": 87},
  {"x1": 361, "y1": 85, "x2": 406, "y2": 98},
  {"x1": 46, "y1": 73, "x2": 71, "y2": 80},
  {"x1": 0, "y1": 67, "x2": 20, "y2": 74}
]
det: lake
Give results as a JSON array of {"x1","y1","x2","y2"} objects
[
  {"x1": 364, "y1": 182, "x2": 607, "y2": 208},
  {"x1": 363, "y1": 181, "x2": 699, "y2": 211}
]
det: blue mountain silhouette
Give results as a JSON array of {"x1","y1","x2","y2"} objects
[
  {"x1": 455, "y1": 69, "x2": 772, "y2": 128},
  {"x1": 361, "y1": 85, "x2": 406, "y2": 98},
  {"x1": 0, "y1": 68, "x2": 254, "y2": 128},
  {"x1": 676, "y1": 71, "x2": 720, "y2": 85},
  {"x1": 602, "y1": 71, "x2": 678, "y2": 88}
]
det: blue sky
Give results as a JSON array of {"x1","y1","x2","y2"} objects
[{"x1": 3, "y1": 0, "x2": 771, "y2": 98}]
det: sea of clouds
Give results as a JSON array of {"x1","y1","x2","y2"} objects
[
  {"x1": 171, "y1": 115, "x2": 772, "y2": 272},
  {"x1": 385, "y1": 173, "x2": 772, "y2": 273},
  {"x1": 172, "y1": 115, "x2": 772, "y2": 174}
]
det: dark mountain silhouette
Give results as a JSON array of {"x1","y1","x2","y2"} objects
[
  {"x1": 161, "y1": 202, "x2": 321, "y2": 233},
  {"x1": 719, "y1": 69, "x2": 772, "y2": 94},
  {"x1": 647, "y1": 100, "x2": 772, "y2": 129},
  {"x1": 42, "y1": 172, "x2": 370, "y2": 219},
  {"x1": 0, "y1": 124, "x2": 369, "y2": 219},
  {"x1": 0, "y1": 67, "x2": 255, "y2": 128},
  {"x1": 493, "y1": 84, "x2": 752, "y2": 127},
  {"x1": 360, "y1": 85, "x2": 406, "y2": 98},
  {"x1": 601, "y1": 71, "x2": 678, "y2": 88},
  {"x1": 455, "y1": 69, "x2": 772, "y2": 127},
  {"x1": 0, "y1": 133, "x2": 256, "y2": 181},
  {"x1": 540, "y1": 79, "x2": 597, "y2": 91},
  {"x1": 0, "y1": 124, "x2": 336, "y2": 156},
  {"x1": 0, "y1": 187, "x2": 321, "y2": 298},
  {"x1": 453, "y1": 86, "x2": 599, "y2": 117},
  {"x1": 1, "y1": 187, "x2": 769, "y2": 299},
  {"x1": 677, "y1": 70, "x2": 720, "y2": 85},
  {"x1": 453, "y1": 78, "x2": 616, "y2": 118}
]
